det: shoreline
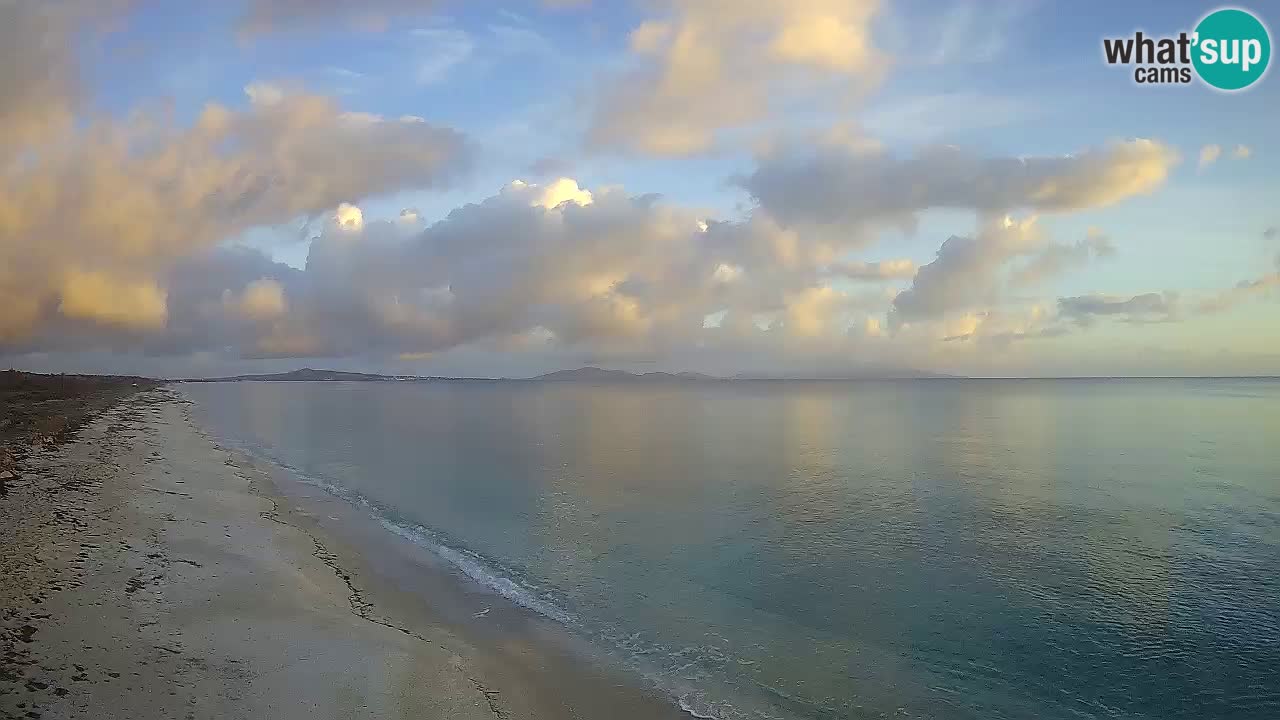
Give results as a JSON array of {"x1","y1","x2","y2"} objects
[{"x1": 1, "y1": 386, "x2": 688, "y2": 719}]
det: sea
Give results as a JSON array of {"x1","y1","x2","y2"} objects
[{"x1": 183, "y1": 378, "x2": 1280, "y2": 720}]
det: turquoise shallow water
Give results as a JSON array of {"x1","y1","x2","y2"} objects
[{"x1": 185, "y1": 378, "x2": 1280, "y2": 720}]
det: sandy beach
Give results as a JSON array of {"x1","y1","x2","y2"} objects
[{"x1": 1, "y1": 383, "x2": 686, "y2": 720}]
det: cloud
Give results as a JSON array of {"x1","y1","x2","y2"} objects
[
  {"x1": 333, "y1": 203, "x2": 367, "y2": 232},
  {"x1": 1196, "y1": 226, "x2": 1280, "y2": 313},
  {"x1": 225, "y1": 278, "x2": 289, "y2": 322},
  {"x1": 0, "y1": 3, "x2": 79, "y2": 162},
  {"x1": 1198, "y1": 144, "x2": 1222, "y2": 170},
  {"x1": 890, "y1": 217, "x2": 1116, "y2": 330},
  {"x1": 1009, "y1": 228, "x2": 1115, "y2": 287},
  {"x1": 1057, "y1": 292, "x2": 1179, "y2": 325},
  {"x1": 1197, "y1": 143, "x2": 1251, "y2": 170},
  {"x1": 1196, "y1": 273, "x2": 1280, "y2": 314},
  {"x1": 0, "y1": 1, "x2": 139, "y2": 162},
  {"x1": 825, "y1": 259, "x2": 916, "y2": 281},
  {"x1": 19, "y1": 178, "x2": 895, "y2": 363},
  {"x1": 937, "y1": 308, "x2": 1064, "y2": 345},
  {"x1": 58, "y1": 269, "x2": 169, "y2": 331},
  {"x1": 889, "y1": 215, "x2": 1041, "y2": 327},
  {"x1": 527, "y1": 177, "x2": 594, "y2": 208},
  {"x1": 587, "y1": 0, "x2": 884, "y2": 155},
  {"x1": 237, "y1": 0, "x2": 441, "y2": 35},
  {"x1": 741, "y1": 139, "x2": 1178, "y2": 234},
  {"x1": 0, "y1": 1, "x2": 1198, "y2": 374},
  {"x1": 2, "y1": 152, "x2": 1167, "y2": 370},
  {"x1": 0, "y1": 85, "x2": 469, "y2": 347}
]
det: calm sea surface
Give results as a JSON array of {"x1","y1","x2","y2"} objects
[{"x1": 184, "y1": 379, "x2": 1280, "y2": 720}]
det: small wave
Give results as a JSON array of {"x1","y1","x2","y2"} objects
[
  {"x1": 679, "y1": 694, "x2": 723, "y2": 719},
  {"x1": 283, "y1": 473, "x2": 577, "y2": 626},
  {"x1": 376, "y1": 516, "x2": 576, "y2": 625}
]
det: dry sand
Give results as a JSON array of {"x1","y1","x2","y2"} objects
[{"x1": 1, "y1": 385, "x2": 686, "y2": 719}]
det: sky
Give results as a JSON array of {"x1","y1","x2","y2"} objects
[{"x1": 0, "y1": 0, "x2": 1277, "y2": 378}]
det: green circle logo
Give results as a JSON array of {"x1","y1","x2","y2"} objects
[{"x1": 1193, "y1": 8, "x2": 1271, "y2": 90}]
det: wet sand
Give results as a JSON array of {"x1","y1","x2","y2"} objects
[{"x1": 1, "y1": 384, "x2": 686, "y2": 719}]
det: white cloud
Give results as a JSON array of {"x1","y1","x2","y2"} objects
[
  {"x1": 587, "y1": 0, "x2": 884, "y2": 155},
  {"x1": 333, "y1": 203, "x2": 366, "y2": 232},
  {"x1": 1198, "y1": 144, "x2": 1222, "y2": 170},
  {"x1": 531, "y1": 177, "x2": 594, "y2": 208}
]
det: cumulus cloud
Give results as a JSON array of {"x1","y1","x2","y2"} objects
[
  {"x1": 0, "y1": 82, "x2": 469, "y2": 347},
  {"x1": 527, "y1": 177, "x2": 594, "y2": 208},
  {"x1": 0, "y1": 0, "x2": 1192, "y2": 373},
  {"x1": 172, "y1": 175, "x2": 1137, "y2": 366},
  {"x1": 37, "y1": 179, "x2": 894, "y2": 363},
  {"x1": 741, "y1": 139, "x2": 1178, "y2": 234},
  {"x1": 889, "y1": 216, "x2": 1041, "y2": 328},
  {"x1": 588, "y1": 0, "x2": 884, "y2": 155},
  {"x1": 889, "y1": 217, "x2": 1116, "y2": 330}
]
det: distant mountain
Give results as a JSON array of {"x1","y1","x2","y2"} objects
[
  {"x1": 185, "y1": 368, "x2": 400, "y2": 383},
  {"x1": 533, "y1": 367, "x2": 633, "y2": 382},
  {"x1": 532, "y1": 367, "x2": 724, "y2": 382}
]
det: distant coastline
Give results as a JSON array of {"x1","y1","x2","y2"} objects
[
  {"x1": 175, "y1": 367, "x2": 1280, "y2": 383},
  {"x1": 11, "y1": 367, "x2": 1277, "y2": 384},
  {"x1": 179, "y1": 366, "x2": 962, "y2": 383}
]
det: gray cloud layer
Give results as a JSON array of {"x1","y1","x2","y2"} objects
[{"x1": 740, "y1": 140, "x2": 1178, "y2": 233}]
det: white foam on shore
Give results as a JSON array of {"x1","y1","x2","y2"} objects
[
  {"x1": 374, "y1": 514, "x2": 576, "y2": 626},
  {"x1": 679, "y1": 694, "x2": 723, "y2": 719}
]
